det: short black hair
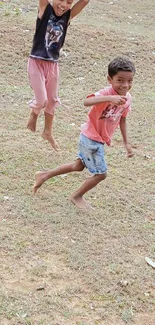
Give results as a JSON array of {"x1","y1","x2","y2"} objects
[{"x1": 108, "y1": 57, "x2": 136, "y2": 78}]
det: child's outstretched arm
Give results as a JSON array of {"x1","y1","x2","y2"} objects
[
  {"x1": 120, "y1": 116, "x2": 134, "y2": 158},
  {"x1": 70, "y1": 0, "x2": 90, "y2": 19},
  {"x1": 84, "y1": 95, "x2": 127, "y2": 107}
]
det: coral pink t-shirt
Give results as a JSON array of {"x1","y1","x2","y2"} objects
[{"x1": 81, "y1": 86, "x2": 132, "y2": 145}]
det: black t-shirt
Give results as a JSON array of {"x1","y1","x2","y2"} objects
[{"x1": 30, "y1": 4, "x2": 70, "y2": 61}]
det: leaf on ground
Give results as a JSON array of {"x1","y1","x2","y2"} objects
[{"x1": 145, "y1": 257, "x2": 155, "y2": 268}]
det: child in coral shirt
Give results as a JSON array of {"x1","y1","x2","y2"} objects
[{"x1": 33, "y1": 57, "x2": 136, "y2": 209}]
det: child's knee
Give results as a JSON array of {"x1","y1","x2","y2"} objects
[
  {"x1": 44, "y1": 99, "x2": 59, "y2": 115},
  {"x1": 72, "y1": 159, "x2": 84, "y2": 172},
  {"x1": 29, "y1": 99, "x2": 47, "y2": 114},
  {"x1": 99, "y1": 172, "x2": 107, "y2": 181}
]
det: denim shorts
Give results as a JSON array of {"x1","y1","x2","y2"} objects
[{"x1": 77, "y1": 133, "x2": 107, "y2": 174}]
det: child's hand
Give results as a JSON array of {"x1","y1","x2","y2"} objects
[
  {"x1": 110, "y1": 95, "x2": 127, "y2": 106},
  {"x1": 125, "y1": 143, "x2": 134, "y2": 158}
]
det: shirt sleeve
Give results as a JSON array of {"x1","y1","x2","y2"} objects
[
  {"x1": 86, "y1": 88, "x2": 111, "y2": 112},
  {"x1": 87, "y1": 88, "x2": 107, "y2": 99},
  {"x1": 86, "y1": 93, "x2": 95, "y2": 98}
]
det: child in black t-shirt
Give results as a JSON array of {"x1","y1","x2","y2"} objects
[{"x1": 27, "y1": 0, "x2": 90, "y2": 151}]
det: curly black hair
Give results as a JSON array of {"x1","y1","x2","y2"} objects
[{"x1": 108, "y1": 57, "x2": 136, "y2": 78}]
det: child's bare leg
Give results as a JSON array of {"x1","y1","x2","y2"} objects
[
  {"x1": 41, "y1": 112, "x2": 59, "y2": 151},
  {"x1": 70, "y1": 173, "x2": 107, "y2": 210},
  {"x1": 27, "y1": 110, "x2": 38, "y2": 132},
  {"x1": 33, "y1": 158, "x2": 84, "y2": 194}
]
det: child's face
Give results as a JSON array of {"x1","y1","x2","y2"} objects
[
  {"x1": 108, "y1": 71, "x2": 134, "y2": 96},
  {"x1": 52, "y1": 0, "x2": 74, "y2": 16}
]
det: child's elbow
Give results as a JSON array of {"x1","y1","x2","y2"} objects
[{"x1": 84, "y1": 99, "x2": 89, "y2": 107}]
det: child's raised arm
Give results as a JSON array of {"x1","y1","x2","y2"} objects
[
  {"x1": 84, "y1": 95, "x2": 127, "y2": 107},
  {"x1": 39, "y1": 0, "x2": 49, "y2": 17},
  {"x1": 70, "y1": 0, "x2": 90, "y2": 19}
]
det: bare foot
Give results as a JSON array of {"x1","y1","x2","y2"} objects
[
  {"x1": 33, "y1": 171, "x2": 49, "y2": 194},
  {"x1": 41, "y1": 132, "x2": 59, "y2": 151},
  {"x1": 70, "y1": 194, "x2": 93, "y2": 210},
  {"x1": 127, "y1": 151, "x2": 134, "y2": 158},
  {"x1": 131, "y1": 144, "x2": 138, "y2": 149},
  {"x1": 27, "y1": 111, "x2": 38, "y2": 132}
]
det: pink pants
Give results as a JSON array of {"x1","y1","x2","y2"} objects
[{"x1": 27, "y1": 58, "x2": 60, "y2": 116}]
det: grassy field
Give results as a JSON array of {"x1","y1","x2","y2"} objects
[{"x1": 0, "y1": 0, "x2": 155, "y2": 324}]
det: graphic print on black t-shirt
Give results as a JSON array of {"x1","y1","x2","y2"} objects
[
  {"x1": 45, "y1": 15, "x2": 64, "y2": 52},
  {"x1": 30, "y1": 4, "x2": 70, "y2": 61}
]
